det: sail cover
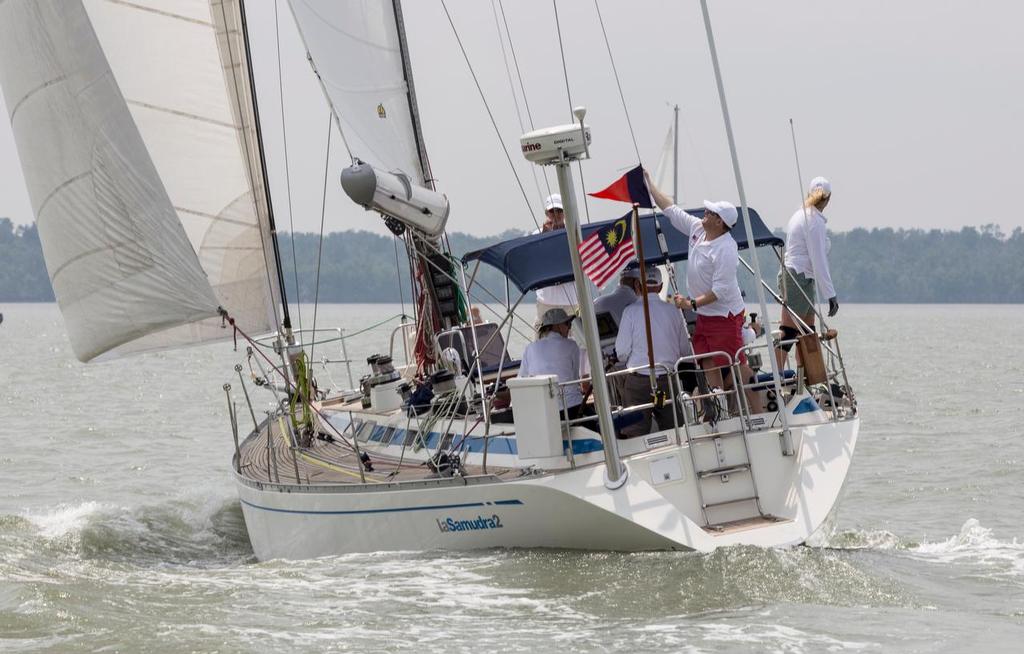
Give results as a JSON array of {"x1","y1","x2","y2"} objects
[
  {"x1": 288, "y1": 0, "x2": 429, "y2": 185},
  {"x1": 0, "y1": 0, "x2": 281, "y2": 362}
]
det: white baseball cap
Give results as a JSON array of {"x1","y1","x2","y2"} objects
[
  {"x1": 544, "y1": 194, "x2": 563, "y2": 211},
  {"x1": 808, "y1": 176, "x2": 832, "y2": 196},
  {"x1": 703, "y1": 200, "x2": 738, "y2": 228}
]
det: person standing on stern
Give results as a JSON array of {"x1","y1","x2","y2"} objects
[
  {"x1": 644, "y1": 171, "x2": 759, "y2": 413},
  {"x1": 776, "y1": 176, "x2": 838, "y2": 367}
]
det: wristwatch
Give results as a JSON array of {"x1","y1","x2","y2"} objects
[{"x1": 689, "y1": 297, "x2": 698, "y2": 311}]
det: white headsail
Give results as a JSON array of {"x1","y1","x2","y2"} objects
[
  {"x1": 0, "y1": 0, "x2": 282, "y2": 362},
  {"x1": 288, "y1": 0, "x2": 431, "y2": 187}
]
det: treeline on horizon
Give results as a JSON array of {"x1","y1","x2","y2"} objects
[{"x1": 2, "y1": 217, "x2": 1022, "y2": 304}]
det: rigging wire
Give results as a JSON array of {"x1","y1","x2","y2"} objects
[
  {"x1": 439, "y1": 0, "x2": 539, "y2": 230},
  {"x1": 393, "y1": 234, "x2": 407, "y2": 318},
  {"x1": 274, "y1": 0, "x2": 303, "y2": 337},
  {"x1": 551, "y1": 0, "x2": 592, "y2": 223},
  {"x1": 309, "y1": 112, "x2": 333, "y2": 365},
  {"x1": 497, "y1": 0, "x2": 552, "y2": 198},
  {"x1": 490, "y1": 0, "x2": 546, "y2": 209},
  {"x1": 593, "y1": 0, "x2": 641, "y2": 162}
]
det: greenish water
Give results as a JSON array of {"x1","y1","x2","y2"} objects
[{"x1": 2, "y1": 303, "x2": 1023, "y2": 652}]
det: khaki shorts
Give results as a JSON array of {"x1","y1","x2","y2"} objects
[{"x1": 778, "y1": 268, "x2": 815, "y2": 316}]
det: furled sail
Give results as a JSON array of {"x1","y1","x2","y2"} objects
[
  {"x1": 652, "y1": 123, "x2": 675, "y2": 194},
  {"x1": 288, "y1": 0, "x2": 431, "y2": 187},
  {"x1": 0, "y1": 0, "x2": 282, "y2": 361}
]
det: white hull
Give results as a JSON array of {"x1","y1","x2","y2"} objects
[{"x1": 238, "y1": 418, "x2": 858, "y2": 559}]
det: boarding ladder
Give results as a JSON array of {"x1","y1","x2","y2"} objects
[{"x1": 675, "y1": 353, "x2": 767, "y2": 529}]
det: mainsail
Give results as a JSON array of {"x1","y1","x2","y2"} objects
[
  {"x1": 0, "y1": 0, "x2": 282, "y2": 361},
  {"x1": 287, "y1": 0, "x2": 431, "y2": 186}
]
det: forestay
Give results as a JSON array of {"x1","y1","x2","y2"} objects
[
  {"x1": 0, "y1": 0, "x2": 281, "y2": 362},
  {"x1": 287, "y1": 0, "x2": 430, "y2": 186}
]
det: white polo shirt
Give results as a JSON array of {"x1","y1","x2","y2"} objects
[
  {"x1": 531, "y1": 226, "x2": 580, "y2": 307},
  {"x1": 664, "y1": 205, "x2": 745, "y2": 317},
  {"x1": 614, "y1": 293, "x2": 693, "y2": 375},
  {"x1": 518, "y1": 332, "x2": 583, "y2": 409},
  {"x1": 783, "y1": 206, "x2": 836, "y2": 299}
]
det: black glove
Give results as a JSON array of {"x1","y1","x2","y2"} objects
[{"x1": 828, "y1": 297, "x2": 839, "y2": 317}]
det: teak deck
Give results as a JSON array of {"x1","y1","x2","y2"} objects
[{"x1": 237, "y1": 415, "x2": 513, "y2": 486}]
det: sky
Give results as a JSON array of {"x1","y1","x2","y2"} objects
[{"x1": 1, "y1": 0, "x2": 1022, "y2": 237}]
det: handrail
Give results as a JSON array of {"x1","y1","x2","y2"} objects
[
  {"x1": 388, "y1": 322, "x2": 418, "y2": 369},
  {"x1": 736, "y1": 332, "x2": 854, "y2": 423}
]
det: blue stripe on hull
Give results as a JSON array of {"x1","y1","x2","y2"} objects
[{"x1": 240, "y1": 498, "x2": 524, "y2": 516}]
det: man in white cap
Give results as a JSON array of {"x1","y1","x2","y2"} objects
[
  {"x1": 776, "y1": 176, "x2": 838, "y2": 367},
  {"x1": 644, "y1": 172, "x2": 756, "y2": 411},
  {"x1": 614, "y1": 266, "x2": 695, "y2": 436},
  {"x1": 533, "y1": 193, "x2": 579, "y2": 324},
  {"x1": 518, "y1": 307, "x2": 584, "y2": 417}
]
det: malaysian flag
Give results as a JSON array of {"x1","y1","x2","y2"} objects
[{"x1": 579, "y1": 214, "x2": 636, "y2": 288}]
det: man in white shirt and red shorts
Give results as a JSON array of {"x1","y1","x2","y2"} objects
[{"x1": 644, "y1": 172, "x2": 760, "y2": 414}]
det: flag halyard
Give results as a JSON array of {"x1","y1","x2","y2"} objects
[{"x1": 578, "y1": 214, "x2": 636, "y2": 288}]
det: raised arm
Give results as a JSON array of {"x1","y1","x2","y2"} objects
[
  {"x1": 645, "y1": 170, "x2": 699, "y2": 236},
  {"x1": 644, "y1": 168, "x2": 674, "y2": 210}
]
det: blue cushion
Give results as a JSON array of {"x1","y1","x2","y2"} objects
[{"x1": 754, "y1": 370, "x2": 797, "y2": 383}]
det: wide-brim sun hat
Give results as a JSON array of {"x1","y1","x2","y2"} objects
[
  {"x1": 703, "y1": 199, "x2": 738, "y2": 228},
  {"x1": 539, "y1": 307, "x2": 574, "y2": 328}
]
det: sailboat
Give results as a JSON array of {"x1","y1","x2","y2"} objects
[{"x1": 0, "y1": 0, "x2": 859, "y2": 560}]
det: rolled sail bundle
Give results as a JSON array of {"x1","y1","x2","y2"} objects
[{"x1": 340, "y1": 162, "x2": 449, "y2": 237}]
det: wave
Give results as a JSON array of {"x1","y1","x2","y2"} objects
[
  {"x1": 6, "y1": 494, "x2": 253, "y2": 567},
  {"x1": 810, "y1": 518, "x2": 1024, "y2": 580},
  {"x1": 909, "y1": 518, "x2": 1024, "y2": 574}
]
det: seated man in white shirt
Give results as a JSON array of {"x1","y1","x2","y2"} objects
[
  {"x1": 614, "y1": 267, "x2": 695, "y2": 437},
  {"x1": 518, "y1": 308, "x2": 585, "y2": 419}
]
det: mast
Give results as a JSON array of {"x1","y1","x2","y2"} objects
[
  {"x1": 672, "y1": 104, "x2": 679, "y2": 201},
  {"x1": 392, "y1": 0, "x2": 434, "y2": 190},
  {"x1": 698, "y1": 0, "x2": 793, "y2": 453},
  {"x1": 239, "y1": 0, "x2": 292, "y2": 331}
]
